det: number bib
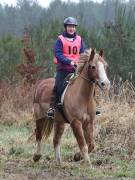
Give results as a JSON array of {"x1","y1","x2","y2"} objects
[{"x1": 54, "y1": 35, "x2": 81, "y2": 64}]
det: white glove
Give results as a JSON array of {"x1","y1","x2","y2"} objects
[
  {"x1": 70, "y1": 61, "x2": 77, "y2": 69},
  {"x1": 70, "y1": 61, "x2": 75, "y2": 66}
]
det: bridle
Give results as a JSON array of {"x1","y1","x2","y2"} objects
[
  {"x1": 77, "y1": 56, "x2": 106, "y2": 90},
  {"x1": 79, "y1": 73, "x2": 96, "y2": 84}
]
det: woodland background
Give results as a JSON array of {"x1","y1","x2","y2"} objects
[{"x1": 0, "y1": 0, "x2": 135, "y2": 83}]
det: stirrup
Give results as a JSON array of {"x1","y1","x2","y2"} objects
[{"x1": 46, "y1": 108, "x2": 55, "y2": 118}]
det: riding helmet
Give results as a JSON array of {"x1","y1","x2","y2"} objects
[{"x1": 64, "y1": 17, "x2": 78, "y2": 27}]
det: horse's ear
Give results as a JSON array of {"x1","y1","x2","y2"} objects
[
  {"x1": 89, "y1": 48, "x2": 96, "y2": 61},
  {"x1": 99, "y1": 49, "x2": 104, "y2": 57}
]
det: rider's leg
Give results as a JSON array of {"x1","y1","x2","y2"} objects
[
  {"x1": 46, "y1": 85, "x2": 58, "y2": 118},
  {"x1": 47, "y1": 71, "x2": 69, "y2": 118}
]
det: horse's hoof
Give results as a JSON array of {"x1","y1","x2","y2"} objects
[
  {"x1": 56, "y1": 159, "x2": 62, "y2": 166},
  {"x1": 33, "y1": 154, "x2": 42, "y2": 162},
  {"x1": 73, "y1": 152, "x2": 83, "y2": 161},
  {"x1": 80, "y1": 159, "x2": 92, "y2": 166}
]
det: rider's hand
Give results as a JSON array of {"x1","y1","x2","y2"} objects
[
  {"x1": 70, "y1": 61, "x2": 75, "y2": 66},
  {"x1": 70, "y1": 61, "x2": 77, "y2": 67}
]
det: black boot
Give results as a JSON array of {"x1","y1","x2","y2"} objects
[
  {"x1": 46, "y1": 89, "x2": 58, "y2": 119},
  {"x1": 96, "y1": 110, "x2": 101, "y2": 116}
]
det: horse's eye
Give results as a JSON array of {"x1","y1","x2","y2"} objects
[
  {"x1": 90, "y1": 65, "x2": 96, "y2": 70},
  {"x1": 92, "y1": 66, "x2": 96, "y2": 70}
]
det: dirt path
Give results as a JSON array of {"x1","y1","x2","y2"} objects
[{"x1": 0, "y1": 159, "x2": 85, "y2": 180}]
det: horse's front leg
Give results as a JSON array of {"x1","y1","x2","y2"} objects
[
  {"x1": 53, "y1": 120, "x2": 65, "y2": 165},
  {"x1": 82, "y1": 119, "x2": 94, "y2": 153},
  {"x1": 71, "y1": 120, "x2": 90, "y2": 164}
]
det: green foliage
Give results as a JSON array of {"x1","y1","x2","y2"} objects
[
  {"x1": 28, "y1": 20, "x2": 63, "y2": 77},
  {"x1": 101, "y1": 3, "x2": 135, "y2": 81},
  {"x1": 0, "y1": 0, "x2": 135, "y2": 82},
  {"x1": 0, "y1": 34, "x2": 22, "y2": 81}
]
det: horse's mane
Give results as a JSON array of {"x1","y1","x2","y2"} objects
[
  {"x1": 76, "y1": 48, "x2": 91, "y2": 74},
  {"x1": 76, "y1": 48, "x2": 107, "y2": 74}
]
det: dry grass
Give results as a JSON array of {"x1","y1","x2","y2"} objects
[
  {"x1": 0, "y1": 81, "x2": 135, "y2": 156},
  {"x1": 0, "y1": 82, "x2": 33, "y2": 124},
  {"x1": 95, "y1": 80, "x2": 135, "y2": 158}
]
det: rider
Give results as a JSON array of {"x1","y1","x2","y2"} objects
[
  {"x1": 47, "y1": 17, "x2": 85, "y2": 118},
  {"x1": 47, "y1": 17, "x2": 101, "y2": 118}
]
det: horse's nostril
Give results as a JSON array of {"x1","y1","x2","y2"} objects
[{"x1": 101, "y1": 82, "x2": 105, "y2": 86}]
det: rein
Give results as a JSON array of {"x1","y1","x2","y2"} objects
[
  {"x1": 79, "y1": 74, "x2": 96, "y2": 84},
  {"x1": 78, "y1": 73, "x2": 105, "y2": 93}
]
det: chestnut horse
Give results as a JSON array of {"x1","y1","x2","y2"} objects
[{"x1": 33, "y1": 48, "x2": 110, "y2": 165}]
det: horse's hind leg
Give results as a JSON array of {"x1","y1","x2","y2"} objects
[
  {"x1": 53, "y1": 121, "x2": 65, "y2": 165},
  {"x1": 33, "y1": 118, "x2": 45, "y2": 162},
  {"x1": 71, "y1": 120, "x2": 90, "y2": 164}
]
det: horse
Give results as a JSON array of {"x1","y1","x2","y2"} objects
[{"x1": 32, "y1": 48, "x2": 110, "y2": 165}]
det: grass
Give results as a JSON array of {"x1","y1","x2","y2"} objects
[{"x1": 0, "y1": 121, "x2": 135, "y2": 179}]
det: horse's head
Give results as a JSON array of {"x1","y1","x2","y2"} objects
[
  {"x1": 77, "y1": 48, "x2": 110, "y2": 90},
  {"x1": 87, "y1": 48, "x2": 110, "y2": 89}
]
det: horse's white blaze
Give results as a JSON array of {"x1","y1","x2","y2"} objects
[
  {"x1": 97, "y1": 61, "x2": 110, "y2": 88},
  {"x1": 55, "y1": 145, "x2": 61, "y2": 164}
]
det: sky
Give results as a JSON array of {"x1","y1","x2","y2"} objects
[{"x1": 0, "y1": 0, "x2": 103, "y2": 7}]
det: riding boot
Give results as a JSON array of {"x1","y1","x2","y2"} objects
[
  {"x1": 96, "y1": 110, "x2": 101, "y2": 116},
  {"x1": 94, "y1": 90, "x2": 101, "y2": 116},
  {"x1": 46, "y1": 88, "x2": 58, "y2": 119}
]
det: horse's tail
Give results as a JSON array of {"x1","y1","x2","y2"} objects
[
  {"x1": 28, "y1": 101, "x2": 53, "y2": 142},
  {"x1": 28, "y1": 78, "x2": 55, "y2": 142},
  {"x1": 28, "y1": 118, "x2": 53, "y2": 142},
  {"x1": 42, "y1": 118, "x2": 53, "y2": 141}
]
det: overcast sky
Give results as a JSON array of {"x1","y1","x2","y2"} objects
[{"x1": 0, "y1": 0, "x2": 103, "y2": 7}]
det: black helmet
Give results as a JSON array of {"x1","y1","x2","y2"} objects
[{"x1": 64, "y1": 17, "x2": 78, "y2": 27}]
